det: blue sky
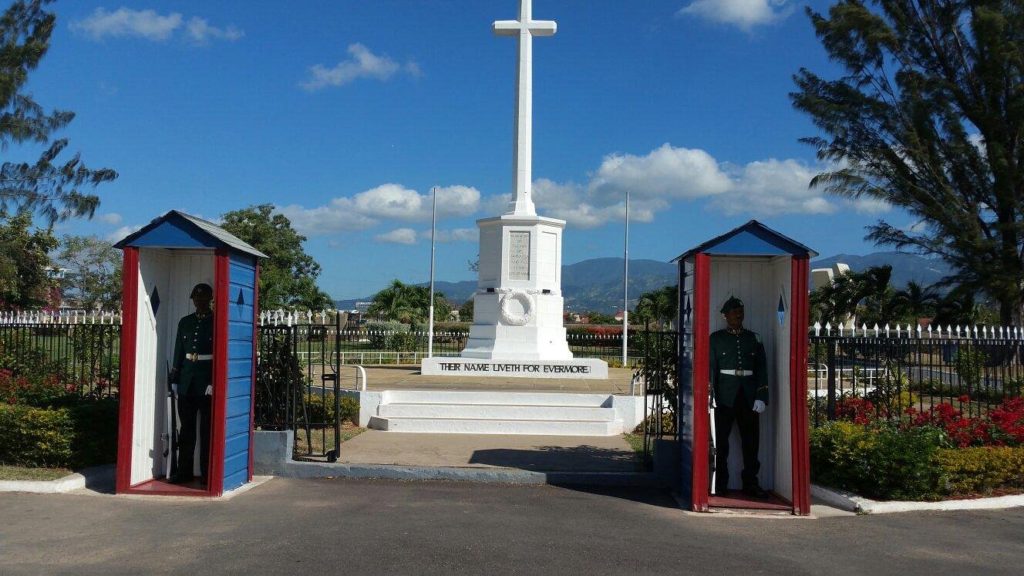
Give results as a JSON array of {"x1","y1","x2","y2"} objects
[{"x1": 25, "y1": 0, "x2": 911, "y2": 300}]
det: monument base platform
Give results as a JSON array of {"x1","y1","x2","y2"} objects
[{"x1": 421, "y1": 357, "x2": 608, "y2": 379}]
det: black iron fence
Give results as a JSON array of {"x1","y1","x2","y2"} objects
[
  {"x1": 809, "y1": 333, "x2": 1023, "y2": 426},
  {"x1": 0, "y1": 320, "x2": 120, "y2": 399},
  {"x1": 635, "y1": 331, "x2": 679, "y2": 465}
]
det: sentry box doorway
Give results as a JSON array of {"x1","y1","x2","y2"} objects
[
  {"x1": 114, "y1": 211, "x2": 265, "y2": 497},
  {"x1": 673, "y1": 221, "x2": 816, "y2": 515}
]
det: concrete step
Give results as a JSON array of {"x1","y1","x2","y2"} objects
[
  {"x1": 377, "y1": 403, "x2": 616, "y2": 421},
  {"x1": 381, "y1": 390, "x2": 612, "y2": 407},
  {"x1": 368, "y1": 416, "x2": 624, "y2": 436}
]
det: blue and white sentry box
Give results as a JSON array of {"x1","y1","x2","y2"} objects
[
  {"x1": 673, "y1": 220, "x2": 816, "y2": 515},
  {"x1": 113, "y1": 211, "x2": 266, "y2": 497}
]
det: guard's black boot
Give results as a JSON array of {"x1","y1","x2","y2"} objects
[{"x1": 743, "y1": 484, "x2": 770, "y2": 499}]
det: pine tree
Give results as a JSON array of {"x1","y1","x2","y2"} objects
[{"x1": 792, "y1": 0, "x2": 1024, "y2": 324}]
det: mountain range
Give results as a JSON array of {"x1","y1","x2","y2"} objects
[{"x1": 335, "y1": 252, "x2": 954, "y2": 313}]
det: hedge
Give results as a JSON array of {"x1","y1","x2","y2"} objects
[
  {"x1": 0, "y1": 404, "x2": 74, "y2": 467},
  {"x1": 811, "y1": 422, "x2": 1024, "y2": 500},
  {"x1": 0, "y1": 398, "x2": 118, "y2": 469},
  {"x1": 936, "y1": 447, "x2": 1024, "y2": 496}
]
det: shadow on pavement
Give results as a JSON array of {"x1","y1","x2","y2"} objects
[
  {"x1": 469, "y1": 445, "x2": 643, "y2": 472},
  {"x1": 549, "y1": 483, "x2": 682, "y2": 509}
]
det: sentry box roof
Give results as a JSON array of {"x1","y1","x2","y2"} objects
[
  {"x1": 672, "y1": 220, "x2": 818, "y2": 262},
  {"x1": 114, "y1": 210, "x2": 268, "y2": 259}
]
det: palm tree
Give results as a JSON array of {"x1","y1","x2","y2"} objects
[
  {"x1": 890, "y1": 281, "x2": 940, "y2": 324},
  {"x1": 368, "y1": 280, "x2": 417, "y2": 323},
  {"x1": 635, "y1": 285, "x2": 677, "y2": 329}
]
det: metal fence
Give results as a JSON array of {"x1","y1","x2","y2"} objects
[
  {"x1": 0, "y1": 318, "x2": 120, "y2": 399},
  {"x1": 809, "y1": 324, "x2": 1023, "y2": 426}
]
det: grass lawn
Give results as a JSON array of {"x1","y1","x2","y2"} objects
[
  {"x1": 293, "y1": 422, "x2": 367, "y2": 459},
  {"x1": 0, "y1": 465, "x2": 73, "y2": 481}
]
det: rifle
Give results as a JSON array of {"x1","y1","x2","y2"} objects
[
  {"x1": 709, "y1": 385, "x2": 717, "y2": 495},
  {"x1": 163, "y1": 360, "x2": 178, "y2": 480}
]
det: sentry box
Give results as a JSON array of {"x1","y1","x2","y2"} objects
[
  {"x1": 673, "y1": 221, "x2": 816, "y2": 515},
  {"x1": 113, "y1": 211, "x2": 265, "y2": 497}
]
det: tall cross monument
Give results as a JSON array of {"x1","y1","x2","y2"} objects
[
  {"x1": 493, "y1": 0, "x2": 555, "y2": 216},
  {"x1": 422, "y1": 0, "x2": 607, "y2": 379}
]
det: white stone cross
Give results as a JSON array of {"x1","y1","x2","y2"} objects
[{"x1": 493, "y1": 0, "x2": 556, "y2": 216}]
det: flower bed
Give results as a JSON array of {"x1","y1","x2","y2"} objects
[{"x1": 810, "y1": 395, "x2": 1024, "y2": 500}]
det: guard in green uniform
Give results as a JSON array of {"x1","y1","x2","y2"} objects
[
  {"x1": 710, "y1": 296, "x2": 769, "y2": 498},
  {"x1": 169, "y1": 283, "x2": 214, "y2": 484}
]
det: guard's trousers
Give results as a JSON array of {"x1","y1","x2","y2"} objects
[
  {"x1": 714, "y1": 387, "x2": 760, "y2": 491},
  {"x1": 177, "y1": 394, "x2": 211, "y2": 479}
]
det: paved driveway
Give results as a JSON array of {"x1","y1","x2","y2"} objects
[{"x1": 1, "y1": 478, "x2": 1022, "y2": 575}]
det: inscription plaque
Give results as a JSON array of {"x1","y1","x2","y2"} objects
[{"x1": 509, "y1": 231, "x2": 531, "y2": 281}]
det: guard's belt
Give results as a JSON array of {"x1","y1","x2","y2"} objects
[
  {"x1": 186, "y1": 353, "x2": 213, "y2": 362},
  {"x1": 719, "y1": 369, "x2": 753, "y2": 376}
]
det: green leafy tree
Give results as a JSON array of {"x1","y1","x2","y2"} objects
[
  {"x1": 634, "y1": 285, "x2": 678, "y2": 329},
  {"x1": 890, "y1": 281, "x2": 940, "y2": 324},
  {"x1": 792, "y1": 0, "x2": 1024, "y2": 325},
  {"x1": 367, "y1": 280, "x2": 450, "y2": 327},
  {"x1": 458, "y1": 298, "x2": 474, "y2": 323},
  {"x1": 0, "y1": 0, "x2": 116, "y2": 224},
  {"x1": 220, "y1": 204, "x2": 332, "y2": 311},
  {"x1": 54, "y1": 234, "x2": 121, "y2": 309},
  {"x1": 0, "y1": 210, "x2": 56, "y2": 309},
  {"x1": 810, "y1": 265, "x2": 897, "y2": 326}
]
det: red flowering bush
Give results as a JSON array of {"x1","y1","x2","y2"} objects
[
  {"x1": 834, "y1": 396, "x2": 876, "y2": 425},
  {"x1": 0, "y1": 367, "x2": 75, "y2": 407},
  {"x1": 905, "y1": 403, "x2": 993, "y2": 448},
  {"x1": 989, "y1": 398, "x2": 1024, "y2": 445}
]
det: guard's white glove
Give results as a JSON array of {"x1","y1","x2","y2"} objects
[
  {"x1": 752, "y1": 400, "x2": 766, "y2": 414},
  {"x1": 205, "y1": 385, "x2": 213, "y2": 396},
  {"x1": 171, "y1": 384, "x2": 178, "y2": 395}
]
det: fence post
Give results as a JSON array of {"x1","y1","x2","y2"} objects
[{"x1": 826, "y1": 341, "x2": 837, "y2": 421}]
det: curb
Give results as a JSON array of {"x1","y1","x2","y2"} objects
[
  {"x1": 261, "y1": 459, "x2": 664, "y2": 487},
  {"x1": 811, "y1": 484, "x2": 1024, "y2": 514},
  {"x1": 0, "y1": 465, "x2": 114, "y2": 494}
]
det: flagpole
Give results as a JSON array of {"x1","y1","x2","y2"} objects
[
  {"x1": 622, "y1": 189, "x2": 630, "y2": 367},
  {"x1": 427, "y1": 186, "x2": 437, "y2": 358}
]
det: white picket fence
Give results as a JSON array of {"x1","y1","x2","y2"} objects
[
  {"x1": 812, "y1": 321, "x2": 1024, "y2": 340},
  {"x1": 4, "y1": 308, "x2": 1024, "y2": 342},
  {"x1": 0, "y1": 309, "x2": 122, "y2": 325}
]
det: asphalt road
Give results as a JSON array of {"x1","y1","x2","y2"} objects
[{"x1": 2, "y1": 478, "x2": 1022, "y2": 575}]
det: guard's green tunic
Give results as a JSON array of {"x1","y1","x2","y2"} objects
[
  {"x1": 709, "y1": 328, "x2": 768, "y2": 408},
  {"x1": 172, "y1": 312, "x2": 214, "y2": 396}
]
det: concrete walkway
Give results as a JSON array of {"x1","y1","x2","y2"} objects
[{"x1": 331, "y1": 430, "x2": 641, "y2": 472}]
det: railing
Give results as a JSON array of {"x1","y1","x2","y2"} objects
[
  {"x1": 808, "y1": 328, "x2": 1023, "y2": 427},
  {"x1": 0, "y1": 320, "x2": 120, "y2": 399}
]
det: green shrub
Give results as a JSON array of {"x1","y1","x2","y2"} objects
[
  {"x1": 0, "y1": 404, "x2": 74, "y2": 467},
  {"x1": 0, "y1": 397, "x2": 118, "y2": 468},
  {"x1": 364, "y1": 321, "x2": 420, "y2": 351},
  {"x1": 936, "y1": 447, "x2": 1024, "y2": 496},
  {"x1": 66, "y1": 398, "x2": 119, "y2": 468},
  {"x1": 301, "y1": 393, "x2": 359, "y2": 425},
  {"x1": 810, "y1": 421, "x2": 945, "y2": 500}
]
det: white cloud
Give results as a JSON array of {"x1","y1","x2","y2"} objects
[
  {"x1": 106, "y1": 224, "x2": 141, "y2": 243},
  {"x1": 97, "y1": 212, "x2": 123, "y2": 225},
  {"x1": 187, "y1": 17, "x2": 244, "y2": 44},
  {"x1": 278, "y1": 198, "x2": 377, "y2": 236},
  {"x1": 504, "y1": 144, "x2": 842, "y2": 227},
  {"x1": 72, "y1": 8, "x2": 182, "y2": 41},
  {"x1": 677, "y1": 0, "x2": 790, "y2": 31},
  {"x1": 420, "y1": 228, "x2": 477, "y2": 243},
  {"x1": 71, "y1": 8, "x2": 243, "y2": 44},
  {"x1": 589, "y1": 143, "x2": 732, "y2": 204},
  {"x1": 277, "y1": 184, "x2": 480, "y2": 237},
  {"x1": 302, "y1": 44, "x2": 420, "y2": 91},
  {"x1": 376, "y1": 228, "x2": 418, "y2": 245},
  {"x1": 712, "y1": 158, "x2": 834, "y2": 216}
]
